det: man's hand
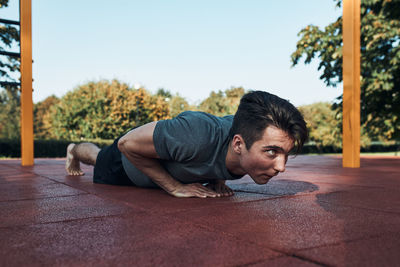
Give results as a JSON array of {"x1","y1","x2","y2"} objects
[
  {"x1": 170, "y1": 183, "x2": 221, "y2": 198},
  {"x1": 206, "y1": 180, "x2": 234, "y2": 197}
]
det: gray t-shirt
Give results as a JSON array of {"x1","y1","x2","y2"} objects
[{"x1": 121, "y1": 111, "x2": 243, "y2": 188}]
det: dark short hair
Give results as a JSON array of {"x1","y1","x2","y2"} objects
[{"x1": 229, "y1": 91, "x2": 308, "y2": 154}]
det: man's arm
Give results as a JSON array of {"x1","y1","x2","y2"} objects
[{"x1": 118, "y1": 121, "x2": 220, "y2": 198}]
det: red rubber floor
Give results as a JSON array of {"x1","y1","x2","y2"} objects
[{"x1": 1, "y1": 155, "x2": 399, "y2": 266}]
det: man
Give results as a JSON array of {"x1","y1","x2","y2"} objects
[{"x1": 66, "y1": 91, "x2": 308, "y2": 198}]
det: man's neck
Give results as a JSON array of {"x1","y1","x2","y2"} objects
[{"x1": 225, "y1": 142, "x2": 246, "y2": 176}]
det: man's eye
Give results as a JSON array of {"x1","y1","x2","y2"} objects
[{"x1": 267, "y1": 150, "x2": 276, "y2": 156}]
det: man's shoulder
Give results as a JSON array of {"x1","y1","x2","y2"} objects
[
  {"x1": 158, "y1": 111, "x2": 233, "y2": 143},
  {"x1": 176, "y1": 111, "x2": 234, "y2": 125}
]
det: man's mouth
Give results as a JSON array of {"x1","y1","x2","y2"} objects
[
  {"x1": 261, "y1": 174, "x2": 273, "y2": 181},
  {"x1": 266, "y1": 174, "x2": 273, "y2": 179}
]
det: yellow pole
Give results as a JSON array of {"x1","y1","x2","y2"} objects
[
  {"x1": 342, "y1": 0, "x2": 360, "y2": 168},
  {"x1": 20, "y1": 0, "x2": 34, "y2": 166}
]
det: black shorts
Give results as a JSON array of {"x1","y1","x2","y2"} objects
[{"x1": 93, "y1": 137, "x2": 135, "y2": 186}]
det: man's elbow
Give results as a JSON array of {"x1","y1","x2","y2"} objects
[{"x1": 117, "y1": 137, "x2": 128, "y2": 154}]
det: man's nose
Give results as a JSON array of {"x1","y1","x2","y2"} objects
[{"x1": 274, "y1": 156, "x2": 286, "y2": 173}]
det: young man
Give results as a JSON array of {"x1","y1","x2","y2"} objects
[{"x1": 66, "y1": 91, "x2": 308, "y2": 198}]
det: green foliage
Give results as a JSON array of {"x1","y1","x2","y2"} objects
[
  {"x1": 34, "y1": 95, "x2": 60, "y2": 139},
  {"x1": 299, "y1": 102, "x2": 372, "y2": 150},
  {"x1": 0, "y1": 1, "x2": 21, "y2": 139},
  {"x1": 0, "y1": 0, "x2": 20, "y2": 81},
  {"x1": 0, "y1": 0, "x2": 10, "y2": 8},
  {"x1": 156, "y1": 88, "x2": 194, "y2": 117},
  {"x1": 0, "y1": 85, "x2": 19, "y2": 139},
  {"x1": 298, "y1": 102, "x2": 342, "y2": 148},
  {"x1": 291, "y1": 0, "x2": 400, "y2": 140},
  {"x1": 51, "y1": 80, "x2": 171, "y2": 140},
  {"x1": 169, "y1": 94, "x2": 192, "y2": 118},
  {"x1": 46, "y1": 83, "x2": 245, "y2": 141},
  {"x1": 155, "y1": 88, "x2": 172, "y2": 99},
  {"x1": 198, "y1": 87, "x2": 246, "y2": 116}
]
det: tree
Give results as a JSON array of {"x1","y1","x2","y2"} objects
[
  {"x1": 51, "y1": 80, "x2": 170, "y2": 140},
  {"x1": 0, "y1": 0, "x2": 21, "y2": 139},
  {"x1": 169, "y1": 94, "x2": 191, "y2": 118},
  {"x1": 34, "y1": 95, "x2": 59, "y2": 139},
  {"x1": 155, "y1": 88, "x2": 192, "y2": 117},
  {"x1": 299, "y1": 102, "x2": 372, "y2": 150},
  {"x1": 0, "y1": 0, "x2": 19, "y2": 82},
  {"x1": 0, "y1": 85, "x2": 19, "y2": 139},
  {"x1": 198, "y1": 87, "x2": 246, "y2": 116},
  {"x1": 298, "y1": 102, "x2": 342, "y2": 149},
  {"x1": 291, "y1": 0, "x2": 400, "y2": 140},
  {"x1": 155, "y1": 88, "x2": 172, "y2": 100}
]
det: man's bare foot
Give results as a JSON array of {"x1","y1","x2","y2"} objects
[{"x1": 66, "y1": 143, "x2": 84, "y2": 176}]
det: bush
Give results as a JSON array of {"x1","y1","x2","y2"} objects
[
  {"x1": 301, "y1": 141, "x2": 400, "y2": 154},
  {"x1": 301, "y1": 144, "x2": 342, "y2": 154},
  {"x1": 0, "y1": 139, "x2": 113, "y2": 158},
  {"x1": 51, "y1": 80, "x2": 170, "y2": 140}
]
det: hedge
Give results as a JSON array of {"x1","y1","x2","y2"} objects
[
  {"x1": 0, "y1": 139, "x2": 113, "y2": 158},
  {"x1": 0, "y1": 139, "x2": 398, "y2": 158},
  {"x1": 301, "y1": 142, "x2": 400, "y2": 154}
]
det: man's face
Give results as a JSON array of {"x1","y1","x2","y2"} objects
[{"x1": 239, "y1": 126, "x2": 294, "y2": 185}]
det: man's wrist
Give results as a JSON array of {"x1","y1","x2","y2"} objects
[{"x1": 157, "y1": 177, "x2": 183, "y2": 195}]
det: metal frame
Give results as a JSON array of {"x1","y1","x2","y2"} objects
[
  {"x1": 0, "y1": 50, "x2": 21, "y2": 57},
  {"x1": 0, "y1": 19, "x2": 21, "y2": 88},
  {"x1": 0, "y1": 18, "x2": 20, "y2": 25}
]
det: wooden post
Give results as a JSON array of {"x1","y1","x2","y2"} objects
[
  {"x1": 20, "y1": 0, "x2": 34, "y2": 166},
  {"x1": 342, "y1": 0, "x2": 360, "y2": 168}
]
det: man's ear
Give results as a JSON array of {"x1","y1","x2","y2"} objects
[{"x1": 232, "y1": 134, "x2": 244, "y2": 154}]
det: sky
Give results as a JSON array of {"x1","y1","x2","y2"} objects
[{"x1": 0, "y1": 0, "x2": 342, "y2": 106}]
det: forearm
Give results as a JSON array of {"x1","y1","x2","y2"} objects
[
  {"x1": 117, "y1": 122, "x2": 179, "y2": 193},
  {"x1": 121, "y1": 150, "x2": 219, "y2": 198},
  {"x1": 120, "y1": 147, "x2": 182, "y2": 194}
]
